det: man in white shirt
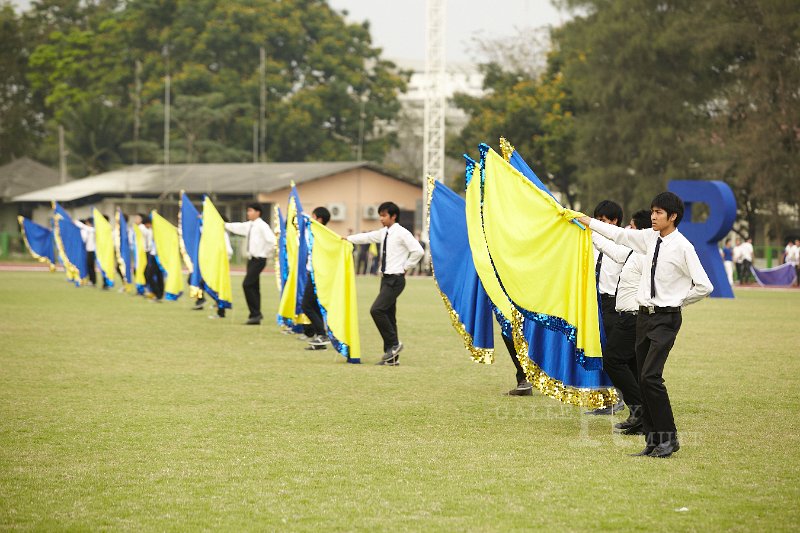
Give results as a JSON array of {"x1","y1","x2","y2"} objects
[
  {"x1": 591, "y1": 209, "x2": 652, "y2": 436},
  {"x1": 586, "y1": 200, "x2": 626, "y2": 416},
  {"x1": 139, "y1": 213, "x2": 163, "y2": 300},
  {"x1": 740, "y1": 238, "x2": 754, "y2": 284},
  {"x1": 225, "y1": 202, "x2": 276, "y2": 325},
  {"x1": 577, "y1": 192, "x2": 713, "y2": 458},
  {"x1": 347, "y1": 202, "x2": 424, "y2": 365},
  {"x1": 74, "y1": 217, "x2": 98, "y2": 287}
]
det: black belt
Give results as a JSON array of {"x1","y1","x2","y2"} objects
[
  {"x1": 639, "y1": 305, "x2": 681, "y2": 315},
  {"x1": 382, "y1": 273, "x2": 404, "y2": 278},
  {"x1": 620, "y1": 310, "x2": 638, "y2": 317},
  {"x1": 600, "y1": 293, "x2": 616, "y2": 301}
]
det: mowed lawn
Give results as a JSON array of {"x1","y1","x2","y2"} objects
[{"x1": 1, "y1": 270, "x2": 799, "y2": 531}]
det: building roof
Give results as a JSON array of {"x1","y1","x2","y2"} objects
[
  {"x1": 0, "y1": 158, "x2": 62, "y2": 201},
  {"x1": 13, "y1": 161, "x2": 419, "y2": 203}
]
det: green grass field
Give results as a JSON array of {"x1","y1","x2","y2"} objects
[{"x1": 1, "y1": 270, "x2": 799, "y2": 530}]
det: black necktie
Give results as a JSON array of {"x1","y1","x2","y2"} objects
[
  {"x1": 380, "y1": 230, "x2": 388, "y2": 273},
  {"x1": 651, "y1": 237, "x2": 662, "y2": 298},
  {"x1": 595, "y1": 252, "x2": 603, "y2": 282}
]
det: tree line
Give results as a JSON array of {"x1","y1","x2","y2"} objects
[
  {"x1": 1, "y1": 0, "x2": 406, "y2": 176},
  {"x1": 451, "y1": 0, "x2": 799, "y2": 241}
]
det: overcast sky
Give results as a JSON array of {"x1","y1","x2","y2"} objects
[{"x1": 10, "y1": 0, "x2": 571, "y2": 63}]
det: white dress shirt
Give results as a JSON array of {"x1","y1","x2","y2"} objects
[
  {"x1": 589, "y1": 219, "x2": 713, "y2": 308},
  {"x1": 74, "y1": 220, "x2": 96, "y2": 252},
  {"x1": 592, "y1": 233, "x2": 624, "y2": 296},
  {"x1": 592, "y1": 233, "x2": 642, "y2": 313},
  {"x1": 139, "y1": 224, "x2": 155, "y2": 255},
  {"x1": 225, "y1": 217, "x2": 275, "y2": 259},
  {"x1": 347, "y1": 223, "x2": 424, "y2": 275},
  {"x1": 740, "y1": 242, "x2": 754, "y2": 262}
]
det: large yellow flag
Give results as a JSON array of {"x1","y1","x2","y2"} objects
[
  {"x1": 92, "y1": 208, "x2": 116, "y2": 287},
  {"x1": 198, "y1": 197, "x2": 232, "y2": 308},
  {"x1": 309, "y1": 219, "x2": 360, "y2": 363},
  {"x1": 151, "y1": 210, "x2": 185, "y2": 300},
  {"x1": 277, "y1": 193, "x2": 309, "y2": 327},
  {"x1": 478, "y1": 146, "x2": 602, "y2": 365},
  {"x1": 133, "y1": 224, "x2": 148, "y2": 293}
]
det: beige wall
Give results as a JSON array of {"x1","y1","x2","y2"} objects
[{"x1": 259, "y1": 168, "x2": 423, "y2": 236}]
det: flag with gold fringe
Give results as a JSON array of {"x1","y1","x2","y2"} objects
[
  {"x1": 427, "y1": 178, "x2": 495, "y2": 364},
  {"x1": 307, "y1": 217, "x2": 361, "y2": 363},
  {"x1": 52, "y1": 202, "x2": 88, "y2": 285},
  {"x1": 452, "y1": 141, "x2": 615, "y2": 408},
  {"x1": 115, "y1": 209, "x2": 134, "y2": 289},
  {"x1": 198, "y1": 196, "x2": 232, "y2": 309},
  {"x1": 179, "y1": 192, "x2": 203, "y2": 298},
  {"x1": 151, "y1": 210, "x2": 184, "y2": 300},
  {"x1": 18, "y1": 216, "x2": 56, "y2": 270},
  {"x1": 92, "y1": 208, "x2": 115, "y2": 287},
  {"x1": 132, "y1": 223, "x2": 148, "y2": 294},
  {"x1": 277, "y1": 184, "x2": 309, "y2": 329}
]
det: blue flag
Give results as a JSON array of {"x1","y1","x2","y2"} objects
[
  {"x1": 179, "y1": 192, "x2": 203, "y2": 298},
  {"x1": 116, "y1": 208, "x2": 134, "y2": 286},
  {"x1": 52, "y1": 202, "x2": 88, "y2": 285},
  {"x1": 18, "y1": 216, "x2": 56, "y2": 269}
]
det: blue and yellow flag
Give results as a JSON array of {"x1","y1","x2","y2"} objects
[
  {"x1": 277, "y1": 184, "x2": 310, "y2": 328},
  {"x1": 273, "y1": 206, "x2": 285, "y2": 292},
  {"x1": 52, "y1": 202, "x2": 88, "y2": 285},
  {"x1": 92, "y1": 208, "x2": 115, "y2": 287},
  {"x1": 115, "y1": 209, "x2": 134, "y2": 289},
  {"x1": 428, "y1": 178, "x2": 494, "y2": 364},
  {"x1": 18, "y1": 216, "x2": 56, "y2": 270},
  {"x1": 151, "y1": 210, "x2": 184, "y2": 300},
  {"x1": 179, "y1": 192, "x2": 203, "y2": 298},
  {"x1": 476, "y1": 144, "x2": 602, "y2": 368},
  {"x1": 308, "y1": 218, "x2": 360, "y2": 363},
  {"x1": 198, "y1": 196, "x2": 232, "y2": 309},
  {"x1": 132, "y1": 223, "x2": 148, "y2": 294}
]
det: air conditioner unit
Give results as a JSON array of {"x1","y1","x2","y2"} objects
[
  {"x1": 363, "y1": 204, "x2": 379, "y2": 220},
  {"x1": 327, "y1": 203, "x2": 347, "y2": 221}
]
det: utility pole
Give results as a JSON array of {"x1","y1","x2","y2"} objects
[
  {"x1": 163, "y1": 45, "x2": 171, "y2": 169},
  {"x1": 259, "y1": 47, "x2": 267, "y2": 162},
  {"x1": 253, "y1": 122, "x2": 258, "y2": 163},
  {"x1": 357, "y1": 97, "x2": 366, "y2": 161},
  {"x1": 133, "y1": 59, "x2": 142, "y2": 165},
  {"x1": 58, "y1": 125, "x2": 67, "y2": 183}
]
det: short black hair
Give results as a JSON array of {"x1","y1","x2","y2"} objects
[
  {"x1": 247, "y1": 202, "x2": 263, "y2": 214},
  {"x1": 593, "y1": 200, "x2": 623, "y2": 226},
  {"x1": 140, "y1": 214, "x2": 151, "y2": 225},
  {"x1": 312, "y1": 206, "x2": 331, "y2": 225},
  {"x1": 378, "y1": 201, "x2": 400, "y2": 222},
  {"x1": 651, "y1": 192, "x2": 684, "y2": 226},
  {"x1": 631, "y1": 210, "x2": 651, "y2": 231}
]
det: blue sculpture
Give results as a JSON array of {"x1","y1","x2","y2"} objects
[{"x1": 668, "y1": 180, "x2": 737, "y2": 298}]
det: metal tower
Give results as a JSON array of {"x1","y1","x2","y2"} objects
[{"x1": 423, "y1": 0, "x2": 446, "y2": 186}]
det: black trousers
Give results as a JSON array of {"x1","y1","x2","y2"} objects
[
  {"x1": 86, "y1": 251, "x2": 97, "y2": 285},
  {"x1": 145, "y1": 255, "x2": 164, "y2": 299},
  {"x1": 635, "y1": 311, "x2": 682, "y2": 445},
  {"x1": 244, "y1": 257, "x2": 266, "y2": 319},
  {"x1": 301, "y1": 273, "x2": 326, "y2": 336},
  {"x1": 502, "y1": 333, "x2": 526, "y2": 384},
  {"x1": 370, "y1": 274, "x2": 406, "y2": 352},
  {"x1": 356, "y1": 246, "x2": 369, "y2": 275},
  {"x1": 600, "y1": 294, "x2": 618, "y2": 339},
  {"x1": 604, "y1": 313, "x2": 643, "y2": 414}
]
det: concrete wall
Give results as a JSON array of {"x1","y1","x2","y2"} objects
[{"x1": 258, "y1": 167, "x2": 423, "y2": 236}]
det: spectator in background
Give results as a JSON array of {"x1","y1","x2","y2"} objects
[
  {"x1": 733, "y1": 238, "x2": 743, "y2": 283},
  {"x1": 740, "y1": 238, "x2": 754, "y2": 284},
  {"x1": 721, "y1": 239, "x2": 734, "y2": 287}
]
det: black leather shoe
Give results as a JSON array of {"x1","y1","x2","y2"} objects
[
  {"x1": 584, "y1": 400, "x2": 625, "y2": 415},
  {"x1": 620, "y1": 424, "x2": 644, "y2": 435},
  {"x1": 508, "y1": 381, "x2": 533, "y2": 396},
  {"x1": 245, "y1": 317, "x2": 261, "y2": 325},
  {"x1": 649, "y1": 439, "x2": 680, "y2": 458},
  {"x1": 629, "y1": 445, "x2": 657, "y2": 457},
  {"x1": 614, "y1": 414, "x2": 637, "y2": 430},
  {"x1": 304, "y1": 344, "x2": 327, "y2": 351}
]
